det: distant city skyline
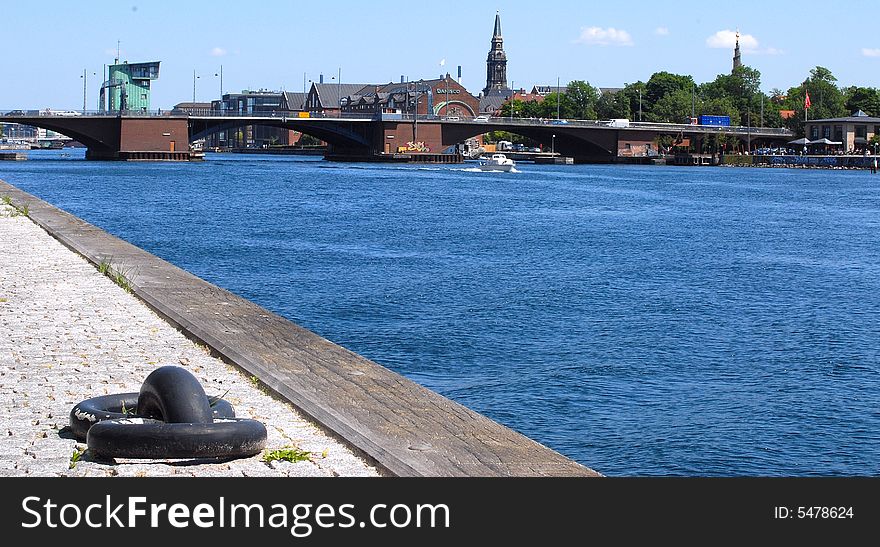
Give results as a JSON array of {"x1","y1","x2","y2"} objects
[{"x1": 2, "y1": 1, "x2": 878, "y2": 111}]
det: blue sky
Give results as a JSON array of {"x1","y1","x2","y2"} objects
[{"x1": 2, "y1": 1, "x2": 878, "y2": 110}]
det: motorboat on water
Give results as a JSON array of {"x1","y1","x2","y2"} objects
[{"x1": 478, "y1": 153, "x2": 516, "y2": 172}]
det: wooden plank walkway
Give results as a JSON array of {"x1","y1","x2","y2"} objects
[{"x1": 0, "y1": 180, "x2": 601, "y2": 477}]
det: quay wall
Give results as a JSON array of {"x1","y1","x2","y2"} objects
[
  {"x1": 0, "y1": 179, "x2": 599, "y2": 477},
  {"x1": 723, "y1": 154, "x2": 877, "y2": 168}
]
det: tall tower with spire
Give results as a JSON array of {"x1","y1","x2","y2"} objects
[
  {"x1": 732, "y1": 30, "x2": 742, "y2": 72},
  {"x1": 483, "y1": 11, "x2": 509, "y2": 95}
]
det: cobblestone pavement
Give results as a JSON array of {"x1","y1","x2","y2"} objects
[{"x1": 0, "y1": 203, "x2": 381, "y2": 477}]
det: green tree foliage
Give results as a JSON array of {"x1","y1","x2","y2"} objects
[
  {"x1": 647, "y1": 88, "x2": 693, "y2": 123},
  {"x1": 782, "y1": 66, "x2": 848, "y2": 134},
  {"x1": 596, "y1": 90, "x2": 629, "y2": 119},
  {"x1": 701, "y1": 65, "x2": 764, "y2": 126},
  {"x1": 843, "y1": 86, "x2": 880, "y2": 116},
  {"x1": 596, "y1": 82, "x2": 645, "y2": 120},
  {"x1": 499, "y1": 99, "x2": 543, "y2": 118},
  {"x1": 565, "y1": 80, "x2": 600, "y2": 120},
  {"x1": 540, "y1": 91, "x2": 573, "y2": 119},
  {"x1": 645, "y1": 72, "x2": 694, "y2": 106}
]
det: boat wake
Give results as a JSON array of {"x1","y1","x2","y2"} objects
[{"x1": 459, "y1": 167, "x2": 520, "y2": 173}]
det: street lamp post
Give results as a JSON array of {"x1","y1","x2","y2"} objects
[
  {"x1": 413, "y1": 80, "x2": 422, "y2": 143},
  {"x1": 747, "y1": 110, "x2": 751, "y2": 153},
  {"x1": 556, "y1": 76, "x2": 561, "y2": 120},
  {"x1": 638, "y1": 88, "x2": 642, "y2": 122},
  {"x1": 552, "y1": 134, "x2": 556, "y2": 155},
  {"x1": 214, "y1": 65, "x2": 223, "y2": 100},
  {"x1": 760, "y1": 93, "x2": 764, "y2": 128},
  {"x1": 80, "y1": 69, "x2": 95, "y2": 113}
]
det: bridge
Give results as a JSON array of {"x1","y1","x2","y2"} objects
[{"x1": 0, "y1": 110, "x2": 793, "y2": 163}]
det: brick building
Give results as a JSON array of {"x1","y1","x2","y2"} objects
[{"x1": 342, "y1": 76, "x2": 479, "y2": 118}]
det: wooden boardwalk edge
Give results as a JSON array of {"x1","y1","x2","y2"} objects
[{"x1": 0, "y1": 180, "x2": 601, "y2": 477}]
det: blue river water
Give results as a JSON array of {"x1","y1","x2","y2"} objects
[{"x1": 3, "y1": 148, "x2": 879, "y2": 476}]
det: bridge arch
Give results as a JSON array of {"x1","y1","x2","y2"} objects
[
  {"x1": 188, "y1": 117, "x2": 373, "y2": 151},
  {"x1": 433, "y1": 121, "x2": 618, "y2": 161},
  {"x1": 0, "y1": 116, "x2": 120, "y2": 156}
]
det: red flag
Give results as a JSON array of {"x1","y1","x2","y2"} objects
[{"x1": 805, "y1": 91, "x2": 812, "y2": 109}]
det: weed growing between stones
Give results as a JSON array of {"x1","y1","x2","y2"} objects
[
  {"x1": 97, "y1": 258, "x2": 134, "y2": 293},
  {"x1": 262, "y1": 446, "x2": 312, "y2": 464}
]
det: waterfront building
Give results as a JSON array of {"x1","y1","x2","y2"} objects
[
  {"x1": 805, "y1": 110, "x2": 880, "y2": 153},
  {"x1": 0, "y1": 123, "x2": 39, "y2": 141},
  {"x1": 305, "y1": 83, "x2": 373, "y2": 117},
  {"x1": 340, "y1": 76, "x2": 479, "y2": 118},
  {"x1": 99, "y1": 60, "x2": 160, "y2": 113},
  {"x1": 281, "y1": 92, "x2": 307, "y2": 112},
  {"x1": 206, "y1": 90, "x2": 293, "y2": 149},
  {"x1": 171, "y1": 102, "x2": 213, "y2": 116},
  {"x1": 530, "y1": 85, "x2": 566, "y2": 97}
]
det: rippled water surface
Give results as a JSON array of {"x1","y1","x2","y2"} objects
[{"x1": 4, "y1": 149, "x2": 879, "y2": 476}]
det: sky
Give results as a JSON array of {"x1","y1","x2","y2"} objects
[{"x1": 2, "y1": 0, "x2": 879, "y2": 111}]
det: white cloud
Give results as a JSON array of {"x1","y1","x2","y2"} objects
[
  {"x1": 574, "y1": 27, "x2": 633, "y2": 47},
  {"x1": 863, "y1": 48, "x2": 880, "y2": 57},
  {"x1": 706, "y1": 30, "x2": 758, "y2": 50},
  {"x1": 210, "y1": 47, "x2": 227, "y2": 57},
  {"x1": 655, "y1": 27, "x2": 669, "y2": 36}
]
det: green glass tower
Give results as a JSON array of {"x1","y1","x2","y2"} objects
[{"x1": 100, "y1": 61, "x2": 160, "y2": 112}]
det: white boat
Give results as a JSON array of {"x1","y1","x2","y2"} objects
[{"x1": 478, "y1": 153, "x2": 516, "y2": 172}]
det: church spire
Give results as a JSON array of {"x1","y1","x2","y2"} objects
[
  {"x1": 484, "y1": 11, "x2": 509, "y2": 95},
  {"x1": 732, "y1": 29, "x2": 742, "y2": 72}
]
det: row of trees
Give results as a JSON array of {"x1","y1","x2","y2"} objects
[{"x1": 498, "y1": 66, "x2": 880, "y2": 136}]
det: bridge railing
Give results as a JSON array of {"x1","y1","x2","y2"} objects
[{"x1": 1, "y1": 108, "x2": 792, "y2": 136}]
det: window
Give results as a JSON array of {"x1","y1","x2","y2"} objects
[
  {"x1": 834, "y1": 126, "x2": 843, "y2": 141},
  {"x1": 810, "y1": 126, "x2": 819, "y2": 139},
  {"x1": 822, "y1": 126, "x2": 831, "y2": 139},
  {"x1": 855, "y1": 125, "x2": 867, "y2": 138}
]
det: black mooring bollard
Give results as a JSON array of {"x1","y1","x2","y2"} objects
[{"x1": 70, "y1": 366, "x2": 266, "y2": 459}]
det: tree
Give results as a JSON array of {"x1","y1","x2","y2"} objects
[
  {"x1": 596, "y1": 89, "x2": 630, "y2": 120},
  {"x1": 499, "y1": 99, "x2": 524, "y2": 118},
  {"x1": 769, "y1": 88, "x2": 786, "y2": 104},
  {"x1": 645, "y1": 72, "x2": 695, "y2": 110},
  {"x1": 647, "y1": 88, "x2": 694, "y2": 123},
  {"x1": 782, "y1": 66, "x2": 847, "y2": 134},
  {"x1": 844, "y1": 86, "x2": 880, "y2": 116},
  {"x1": 701, "y1": 65, "x2": 763, "y2": 126},
  {"x1": 565, "y1": 80, "x2": 600, "y2": 120},
  {"x1": 803, "y1": 66, "x2": 846, "y2": 118},
  {"x1": 596, "y1": 81, "x2": 646, "y2": 120},
  {"x1": 539, "y1": 91, "x2": 574, "y2": 119}
]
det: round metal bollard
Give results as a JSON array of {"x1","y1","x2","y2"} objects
[
  {"x1": 70, "y1": 366, "x2": 266, "y2": 459},
  {"x1": 69, "y1": 392, "x2": 235, "y2": 442}
]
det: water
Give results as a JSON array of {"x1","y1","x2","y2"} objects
[{"x1": 3, "y1": 148, "x2": 880, "y2": 476}]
